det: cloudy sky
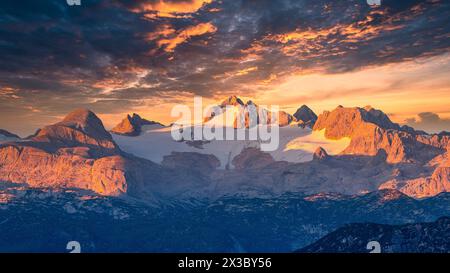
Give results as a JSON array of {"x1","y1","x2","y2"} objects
[{"x1": 0, "y1": 0, "x2": 449, "y2": 136}]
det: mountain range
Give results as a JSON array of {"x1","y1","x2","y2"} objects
[
  {"x1": 1, "y1": 96, "x2": 449, "y2": 198},
  {"x1": 0, "y1": 95, "x2": 449, "y2": 252},
  {"x1": 111, "y1": 113, "x2": 164, "y2": 136},
  {"x1": 203, "y1": 95, "x2": 295, "y2": 128}
]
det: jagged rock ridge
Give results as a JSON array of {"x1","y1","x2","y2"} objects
[
  {"x1": 204, "y1": 96, "x2": 295, "y2": 127},
  {"x1": 312, "y1": 105, "x2": 450, "y2": 197},
  {"x1": 111, "y1": 113, "x2": 163, "y2": 136},
  {"x1": 0, "y1": 109, "x2": 204, "y2": 197},
  {"x1": 313, "y1": 105, "x2": 448, "y2": 163},
  {"x1": 293, "y1": 105, "x2": 318, "y2": 128}
]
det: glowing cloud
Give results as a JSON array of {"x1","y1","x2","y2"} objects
[
  {"x1": 261, "y1": 10, "x2": 405, "y2": 56},
  {"x1": 235, "y1": 66, "x2": 258, "y2": 76},
  {"x1": 131, "y1": 0, "x2": 213, "y2": 18},
  {"x1": 157, "y1": 22, "x2": 217, "y2": 52}
]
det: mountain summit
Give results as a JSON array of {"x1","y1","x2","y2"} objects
[
  {"x1": 293, "y1": 105, "x2": 317, "y2": 128},
  {"x1": 205, "y1": 95, "x2": 294, "y2": 127},
  {"x1": 111, "y1": 113, "x2": 163, "y2": 136},
  {"x1": 313, "y1": 106, "x2": 424, "y2": 163},
  {"x1": 60, "y1": 108, "x2": 111, "y2": 138},
  {"x1": 0, "y1": 109, "x2": 207, "y2": 198},
  {"x1": 32, "y1": 108, "x2": 117, "y2": 151},
  {"x1": 220, "y1": 95, "x2": 244, "y2": 107},
  {"x1": 1, "y1": 104, "x2": 449, "y2": 199},
  {"x1": 313, "y1": 105, "x2": 400, "y2": 140}
]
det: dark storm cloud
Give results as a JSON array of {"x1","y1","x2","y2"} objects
[
  {"x1": 234, "y1": 0, "x2": 450, "y2": 73},
  {"x1": 147, "y1": 0, "x2": 450, "y2": 95},
  {"x1": 0, "y1": 0, "x2": 449, "y2": 134},
  {"x1": 406, "y1": 112, "x2": 450, "y2": 134}
]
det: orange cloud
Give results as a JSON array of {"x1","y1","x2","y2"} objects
[
  {"x1": 253, "y1": 54, "x2": 450, "y2": 127},
  {"x1": 273, "y1": 26, "x2": 341, "y2": 44},
  {"x1": 262, "y1": 10, "x2": 405, "y2": 56},
  {"x1": 145, "y1": 24, "x2": 176, "y2": 41},
  {"x1": 261, "y1": 74, "x2": 277, "y2": 85},
  {"x1": 156, "y1": 22, "x2": 217, "y2": 52},
  {"x1": 0, "y1": 86, "x2": 20, "y2": 99},
  {"x1": 235, "y1": 66, "x2": 258, "y2": 76},
  {"x1": 131, "y1": 0, "x2": 213, "y2": 18}
]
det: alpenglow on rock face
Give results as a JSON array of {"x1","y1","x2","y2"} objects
[
  {"x1": 204, "y1": 96, "x2": 294, "y2": 127},
  {"x1": 0, "y1": 109, "x2": 125, "y2": 195},
  {"x1": 0, "y1": 109, "x2": 132, "y2": 194},
  {"x1": 0, "y1": 109, "x2": 203, "y2": 198},
  {"x1": 32, "y1": 108, "x2": 118, "y2": 151},
  {"x1": 310, "y1": 105, "x2": 450, "y2": 197},
  {"x1": 111, "y1": 113, "x2": 163, "y2": 136},
  {"x1": 1, "y1": 103, "x2": 449, "y2": 200},
  {"x1": 380, "y1": 149, "x2": 450, "y2": 198},
  {"x1": 313, "y1": 105, "x2": 447, "y2": 164}
]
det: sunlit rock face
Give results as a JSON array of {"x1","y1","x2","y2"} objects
[
  {"x1": 0, "y1": 109, "x2": 128, "y2": 195},
  {"x1": 111, "y1": 113, "x2": 164, "y2": 136},
  {"x1": 0, "y1": 109, "x2": 209, "y2": 198},
  {"x1": 0, "y1": 109, "x2": 184, "y2": 197},
  {"x1": 309, "y1": 106, "x2": 450, "y2": 198},
  {"x1": 33, "y1": 109, "x2": 118, "y2": 151},
  {"x1": 204, "y1": 96, "x2": 295, "y2": 128},
  {"x1": 314, "y1": 105, "x2": 398, "y2": 140},
  {"x1": 0, "y1": 103, "x2": 449, "y2": 200},
  {"x1": 313, "y1": 105, "x2": 445, "y2": 164},
  {"x1": 380, "y1": 150, "x2": 450, "y2": 198}
]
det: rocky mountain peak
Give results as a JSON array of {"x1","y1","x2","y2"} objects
[
  {"x1": 206, "y1": 96, "x2": 294, "y2": 127},
  {"x1": 293, "y1": 105, "x2": 317, "y2": 128},
  {"x1": 313, "y1": 106, "x2": 400, "y2": 139},
  {"x1": 32, "y1": 109, "x2": 117, "y2": 150},
  {"x1": 220, "y1": 95, "x2": 244, "y2": 107},
  {"x1": 111, "y1": 113, "x2": 163, "y2": 136},
  {"x1": 129, "y1": 113, "x2": 145, "y2": 124},
  {"x1": 360, "y1": 106, "x2": 400, "y2": 131},
  {"x1": 312, "y1": 106, "x2": 434, "y2": 164},
  {"x1": 363, "y1": 105, "x2": 373, "y2": 111},
  {"x1": 57, "y1": 109, "x2": 111, "y2": 140}
]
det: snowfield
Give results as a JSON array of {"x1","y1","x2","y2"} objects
[{"x1": 113, "y1": 125, "x2": 351, "y2": 168}]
